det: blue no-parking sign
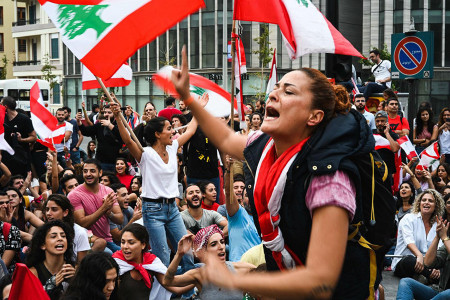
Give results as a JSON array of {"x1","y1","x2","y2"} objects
[{"x1": 391, "y1": 32, "x2": 434, "y2": 79}]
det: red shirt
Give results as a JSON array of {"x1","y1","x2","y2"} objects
[
  {"x1": 117, "y1": 173, "x2": 134, "y2": 193},
  {"x1": 388, "y1": 115, "x2": 410, "y2": 132},
  {"x1": 201, "y1": 202, "x2": 219, "y2": 211}
]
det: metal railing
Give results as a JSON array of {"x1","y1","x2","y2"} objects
[
  {"x1": 12, "y1": 19, "x2": 40, "y2": 26},
  {"x1": 13, "y1": 60, "x2": 41, "y2": 66}
]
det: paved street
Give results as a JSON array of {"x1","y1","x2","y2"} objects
[{"x1": 382, "y1": 270, "x2": 400, "y2": 300}]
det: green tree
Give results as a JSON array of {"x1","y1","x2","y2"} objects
[
  {"x1": 0, "y1": 55, "x2": 8, "y2": 80},
  {"x1": 41, "y1": 54, "x2": 57, "y2": 97},
  {"x1": 359, "y1": 44, "x2": 391, "y2": 67},
  {"x1": 57, "y1": 5, "x2": 112, "y2": 39},
  {"x1": 251, "y1": 24, "x2": 274, "y2": 101}
]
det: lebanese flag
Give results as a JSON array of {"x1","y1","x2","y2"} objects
[
  {"x1": 30, "y1": 82, "x2": 65, "y2": 151},
  {"x1": 234, "y1": 0, "x2": 362, "y2": 59},
  {"x1": 9, "y1": 263, "x2": 50, "y2": 300},
  {"x1": 153, "y1": 66, "x2": 240, "y2": 118},
  {"x1": 264, "y1": 49, "x2": 277, "y2": 101},
  {"x1": 418, "y1": 142, "x2": 440, "y2": 171},
  {"x1": 82, "y1": 63, "x2": 132, "y2": 90},
  {"x1": 232, "y1": 32, "x2": 247, "y2": 129},
  {"x1": 397, "y1": 135, "x2": 418, "y2": 160},
  {"x1": 373, "y1": 134, "x2": 391, "y2": 150},
  {"x1": 393, "y1": 151, "x2": 402, "y2": 193},
  {"x1": 0, "y1": 106, "x2": 14, "y2": 155},
  {"x1": 38, "y1": 0, "x2": 205, "y2": 80}
]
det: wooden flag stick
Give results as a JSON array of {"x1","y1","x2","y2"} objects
[
  {"x1": 95, "y1": 76, "x2": 144, "y2": 152},
  {"x1": 229, "y1": 19, "x2": 237, "y2": 204}
]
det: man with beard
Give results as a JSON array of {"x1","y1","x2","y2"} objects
[
  {"x1": 180, "y1": 184, "x2": 227, "y2": 236},
  {"x1": 76, "y1": 104, "x2": 123, "y2": 172},
  {"x1": 55, "y1": 108, "x2": 73, "y2": 168},
  {"x1": 354, "y1": 94, "x2": 375, "y2": 130},
  {"x1": 68, "y1": 159, "x2": 123, "y2": 254},
  {"x1": 373, "y1": 111, "x2": 400, "y2": 178},
  {"x1": 223, "y1": 174, "x2": 261, "y2": 262}
]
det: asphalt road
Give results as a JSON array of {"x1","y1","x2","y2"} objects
[{"x1": 382, "y1": 270, "x2": 400, "y2": 300}]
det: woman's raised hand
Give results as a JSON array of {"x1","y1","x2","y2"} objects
[
  {"x1": 109, "y1": 102, "x2": 122, "y2": 118},
  {"x1": 171, "y1": 46, "x2": 191, "y2": 101},
  {"x1": 199, "y1": 92, "x2": 210, "y2": 108},
  {"x1": 177, "y1": 234, "x2": 194, "y2": 256}
]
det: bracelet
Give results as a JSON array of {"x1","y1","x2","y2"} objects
[
  {"x1": 443, "y1": 236, "x2": 450, "y2": 241},
  {"x1": 183, "y1": 96, "x2": 195, "y2": 106}
]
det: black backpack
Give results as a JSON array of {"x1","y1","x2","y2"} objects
[{"x1": 348, "y1": 151, "x2": 396, "y2": 296}]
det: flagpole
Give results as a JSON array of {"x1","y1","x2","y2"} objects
[
  {"x1": 95, "y1": 76, "x2": 144, "y2": 152},
  {"x1": 229, "y1": 19, "x2": 237, "y2": 204}
]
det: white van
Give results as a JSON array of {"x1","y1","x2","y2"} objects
[{"x1": 0, "y1": 79, "x2": 50, "y2": 111}]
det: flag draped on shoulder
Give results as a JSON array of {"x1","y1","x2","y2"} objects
[
  {"x1": 233, "y1": 0, "x2": 362, "y2": 59},
  {"x1": 232, "y1": 32, "x2": 247, "y2": 129},
  {"x1": 82, "y1": 63, "x2": 132, "y2": 90},
  {"x1": 30, "y1": 82, "x2": 65, "y2": 151},
  {"x1": 0, "y1": 106, "x2": 14, "y2": 155},
  {"x1": 397, "y1": 136, "x2": 418, "y2": 160},
  {"x1": 39, "y1": 0, "x2": 205, "y2": 80},
  {"x1": 265, "y1": 49, "x2": 277, "y2": 101},
  {"x1": 418, "y1": 142, "x2": 440, "y2": 171},
  {"x1": 153, "y1": 66, "x2": 239, "y2": 118}
]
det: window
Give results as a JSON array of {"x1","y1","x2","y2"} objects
[
  {"x1": 202, "y1": 12, "x2": 215, "y2": 68},
  {"x1": 17, "y1": 7, "x2": 26, "y2": 25},
  {"x1": 51, "y1": 34, "x2": 59, "y2": 58},
  {"x1": 0, "y1": 33, "x2": 4, "y2": 52},
  {"x1": 18, "y1": 39, "x2": 26, "y2": 52},
  {"x1": 429, "y1": 0, "x2": 443, "y2": 10},
  {"x1": 139, "y1": 45, "x2": 148, "y2": 71},
  {"x1": 190, "y1": 14, "x2": 199, "y2": 69},
  {"x1": 411, "y1": 0, "x2": 424, "y2": 10},
  {"x1": 0, "y1": 7, "x2": 3, "y2": 25}
]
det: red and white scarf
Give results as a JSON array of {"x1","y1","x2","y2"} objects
[
  {"x1": 253, "y1": 137, "x2": 309, "y2": 270},
  {"x1": 112, "y1": 251, "x2": 172, "y2": 300}
]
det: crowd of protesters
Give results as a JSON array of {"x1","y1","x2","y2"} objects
[{"x1": 0, "y1": 52, "x2": 449, "y2": 300}]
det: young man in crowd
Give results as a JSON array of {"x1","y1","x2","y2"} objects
[
  {"x1": 0, "y1": 192, "x2": 21, "y2": 273},
  {"x1": 60, "y1": 174, "x2": 79, "y2": 196},
  {"x1": 387, "y1": 97, "x2": 409, "y2": 137},
  {"x1": 158, "y1": 96, "x2": 182, "y2": 120},
  {"x1": 63, "y1": 106, "x2": 83, "y2": 165},
  {"x1": 109, "y1": 183, "x2": 142, "y2": 245},
  {"x1": 180, "y1": 184, "x2": 228, "y2": 236},
  {"x1": 68, "y1": 159, "x2": 123, "y2": 254},
  {"x1": 54, "y1": 108, "x2": 73, "y2": 168},
  {"x1": 373, "y1": 111, "x2": 400, "y2": 180},
  {"x1": 354, "y1": 94, "x2": 376, "y2": 130}
]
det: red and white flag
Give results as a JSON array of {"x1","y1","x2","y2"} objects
[
  {"x1": 39, "y1": 0, "x2": 205, "y2": 80},
  {"x1": 232, "y1": 32, "x2": 247, "y2": 129},
  {"x1": 9, "y1": 263, "x2": 50, "y2": 300},
  {"x1": 397, "y1": 135, "x2": 418, "y2": 160},
  {"x1": 82, "y1": 63, "x2": 132, "y2": 90},
  {"x1": 265, "y1": 49, "x2": 277, "y2": 101},
  {"x1": 234, "y1": 0, "x2": 362, "y2": 59},
  {"x1": 418, "y1": 142, "x2": 440, "y2": 171},
  {"x1": 30, "y1": 82, "x2": 65, "y2": 151},
  {"x1": 373, "y1": 134, "x2": 391, "y2": 151},
  {"x1": 0, "y1": 106, "x2": 14, "y2": 155},
  {"x1": 393, "y1": 151, "x2": 402, "y2": 193},
  {"x1": 153, "y1": 66, "x2": 240, "y2": 118}
]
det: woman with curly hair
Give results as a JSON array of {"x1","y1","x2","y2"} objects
[
  {"x1": 26, "y1": 220, "x2": 76, "y2": 300},
  {"x1": 62, "y1": 252, "x2": 119, "y2": 300},
  {"x1": 413, "y1": 107, "x2": 438, "y2": 155},
  {"x1": 392, "y1": 189, "x2": 445, "y2": 280}
]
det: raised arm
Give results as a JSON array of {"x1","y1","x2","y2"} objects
[
  {"x1": 110, "y1": 102, "x2": 143, "y2": 162},
  {"x1": 176, "y1": 117, "x2": 198, "y2": 148},
  {"x1": 171, "y1": 47, "x2": 247, "y2": 160}
]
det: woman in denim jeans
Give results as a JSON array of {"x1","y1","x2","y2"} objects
[{"x1": 111, "y1": 102, "x2": 197, "y2": 275}]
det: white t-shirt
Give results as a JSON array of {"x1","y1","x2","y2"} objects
[
  {"x1": 362, "y1": 110, "x2": 376, "y2": 130},
  {"x1": 138, "y1": 139, "x2": 180, "y2": 199},
  {"x1": 371, "y1": 60, "x2": 391, "y2": 88},
  {"x1": 73, "y1": 223, "x2": 90, "y2": 256},
  {"x1": 54, "y1": 121, "x2": 73, "y2": 153}
]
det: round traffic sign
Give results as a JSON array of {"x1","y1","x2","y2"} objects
[{"x1": 394, "y1": 36, "x2": 427, "y2": 76}]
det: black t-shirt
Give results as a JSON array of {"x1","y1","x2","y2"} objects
[
  {"x1": 4, "y1": 112, "x2": 34, "y2": 155},
  {"x1": 184, "y1": 128, "x2": 219, "y2": 179},
  {"x1": 372, "y1": 129, "x2": 399, "y2": 174}
]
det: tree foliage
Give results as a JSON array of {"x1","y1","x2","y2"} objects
[
  {"x1": 359, "y1": 44, "x2": 391, "y2": 67},
  {"x1": 251, "y1": 24, "x2": 274, "y2": 101},
  {"x1": 0, "y1": 55, "x2": 8, "y2": 80},
  {"x1": 41, "y1": 54, "x2": 57, "y2": 90}
]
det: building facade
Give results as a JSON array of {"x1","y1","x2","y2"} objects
[{"x1": 10, "y1": 0, "x2": 64, "y2": 109}]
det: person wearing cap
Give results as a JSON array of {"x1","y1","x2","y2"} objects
[
  {"x1": 162, "y1": 225, "x2": 255, "y2": 300},
  {"x1": 373, "y1": 110, "x2": 400, "y2": 181}
]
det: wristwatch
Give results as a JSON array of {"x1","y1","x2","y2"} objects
[{"x1": 443, "y1": 236, "x2": 450, "y2": 242}]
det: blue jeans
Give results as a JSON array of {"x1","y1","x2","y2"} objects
[
  {"x1": 105, "y1": 241, "x2": 121, "y2": 255},
  {"x1": 70, "y1": 149, "x2": 81, "y2": 164},
  {"x1": 359, "y1": 82, "x2": 387, "y2": 101},
  {"x1": 396, "y1": 277, "x2": 450, "y2": 299},
  {"x1": 143, "y1": 201, "x2": 194, "y2": 298},
  {"x1": 187, "y1": 176, "x2": 221, "y2": 204}
]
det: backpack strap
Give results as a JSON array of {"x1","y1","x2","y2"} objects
[{"x1": 2, "y1": 222, "x2": 11, "y2": 243}]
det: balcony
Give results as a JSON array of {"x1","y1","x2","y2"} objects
[
  {"x1": 13, "y1": 60, "x2": 40, "y2": 66},
  {"x1": 12, "y1": 19, "x2": 55, "y2": 36},
  {"x1": 12, "y1": 19, "x2": 40, "y2": 27}
]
